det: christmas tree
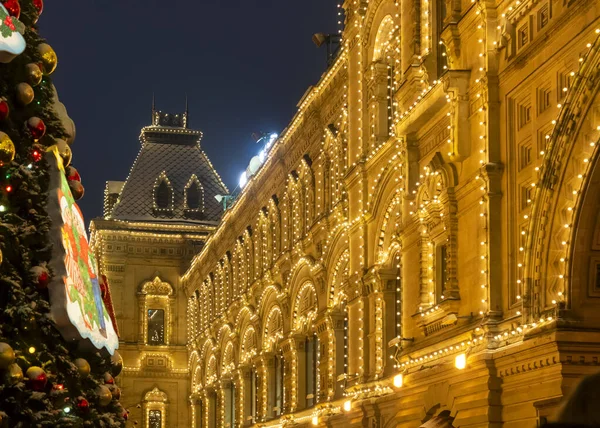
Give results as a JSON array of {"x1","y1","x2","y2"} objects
[{"x1": 0, "y1": 1, "x2": 127, "y2": 426}]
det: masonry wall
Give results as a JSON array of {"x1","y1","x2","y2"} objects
[{"x1": 184, "y1": 0, "x2": 600, "y2": 427}]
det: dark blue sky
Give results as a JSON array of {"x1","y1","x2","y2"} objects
[{"x1": 42, "y1": 1, "x2": 338, "y2": 221}]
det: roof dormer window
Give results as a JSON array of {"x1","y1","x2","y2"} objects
[
  {"x1": 153, "y1": 172, "x2": 173, "y2": 214},
  {"x1": 184, "y1": 175, "x2": 204, "y2": 217}
]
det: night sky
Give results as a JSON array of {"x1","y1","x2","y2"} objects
[{"x1": 42, "y1": 1, "x2": 339, "y2": 222}]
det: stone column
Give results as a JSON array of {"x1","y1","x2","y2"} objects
[
  {"x1": 281, "y1": 335, "x2": 306, "y2": 412},
  {"x1": 250, "y1": 356, "x2": 265, "y2": 423},
  {"x1": 377, "y1": 268, "x2": 400, "y2": 377},
  {"x1": 347, "y1": 277, "x2": 370, "y2": 383}
]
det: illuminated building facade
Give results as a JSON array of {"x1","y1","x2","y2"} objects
[
  {"x1": 90, "y1": 109, "x2": 228, "y2": 427},
  {"x1": 183, "y1": 0, "x2": 600, "y2": 426}
]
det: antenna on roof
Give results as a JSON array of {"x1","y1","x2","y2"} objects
[
  {"x1": 184, "y1": 94, "x2": 189, "y2": 128},
  {"x1": 151, "y1": 93, "x2": 156, "y2": 123}
]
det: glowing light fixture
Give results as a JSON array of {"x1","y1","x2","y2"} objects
[
  {"x1": 28, "y1": 346, "x2": 35, "y2": 354},
  {"x1": 455, "y1": 353, "x2": 467, "y2": 370},
  {"x1": 312, "y1": 416, "x2": 319, "y2": 426},
  {"x1": 393, "y1": 373, "x2": 403, "y2": 388},
  {"x1": 239, "y1": 172, "x2": 248, "y2": 189},
  {"x1": 343, "y1": 400, "x2": 352, "y2": 412}
]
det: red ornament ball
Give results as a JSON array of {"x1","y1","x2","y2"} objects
[
  {"x1": 26, "y1": 117, "x2": 46, "y2": 140},
  {"x1": 3, "y1": 0, "x2": 20, "y2": 18},
  {"x1": 37, "y1": 271, "x2": 49, "y2": 288},
  {"x1": 32, "y1": 0, "x2": 42, "y2": 15},
  {"x1": 31, "y1": 266, "x2": 49, "y2": 289},
  {"x1": 26, "y1": 366, "x2": 47, "y2": 391},
  {"x1": 0, "y1": 99, "x2": 9, "y2": 121},
  {"x1": 66, "y1": 166, "x2": 81, "y2": 182},
  {"x1": 69, "y1": 180, "x2": 84, "y2": 201},
  {"x1": 77, "y1": 397, "x2": 89, "y2": 412},
  {"x1": 122, "y1": 411, "x2": 128, "y2": 421}
]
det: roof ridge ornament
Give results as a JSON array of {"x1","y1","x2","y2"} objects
[{"x1": 150, "y1": 95, "x2": 189, "y2": 129}]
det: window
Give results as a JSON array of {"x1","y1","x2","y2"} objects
[
  {"x1": 184, "y1": 175, "x2": 204, "y2": 213},
  {"x1": 519, "y1": 24, "x2": 529, "y2": 48},
  {"x1": 250, "y1": 367, "x2": 258, "y2": 423},
  {"x1": 155, "y1": 181, "x2": 170, "y2": 209},
  {"x1": 274, "y1": 353, "x2": 285, "y2": 416},
  {"x1": 305, "y1": 334, "x2": 319, "y2": 408},
  {"x1": 520, "y1": 183, "x2": 534, "y2": 211},
  {"x1": 538, "y1": 4, "x2": 549, "y2": 30},
  {"x1": 148, "y1": 309, "x2": 165, "y2": 345},
  {"x1": 144, "y1": 388, "x2": 167, "y2": 428},
  {"x1": 537, "y1": 86, "x2": 551, "y2": 114},
  {"x1": 519, "y1": 141, "x2": 532, "y2": 170},
  {"x1": 187, "y1": 181, "x2": 201, "y2": 209},
  {"x1": 149, "y1": 410, "x2": 162, "y2": 428},
  {"x1": 225, "y1": 384, "x2": 236, "y2": 428},
  {"x1": 518, "y1": 103, "x2": 532, "y2": 129},
  {"x1": 435, "y1": 245, "x2": 447, "y2": 301}
]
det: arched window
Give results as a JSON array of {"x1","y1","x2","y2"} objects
[
  {"x1": 156, "y1": 181, "x2": 170, "y2": 208},
  {"x1": 370, "y1": 15, "x2": 400, "y2": 141},
  {"x1": 185, "y1": 175, "x2": 204, "y2": 212},
  {"x1": 187, "y1": 182, "x2": 201, "y2": 209},
  {"x1": 138, "y1": 277, "x2": 174, "y2": 346},
  {"x1": 144, "y1": 387, "x2": 168, "y2": 428},
  {"x1": 154, "y1": 172, "x2": 173, "y2": 213}
]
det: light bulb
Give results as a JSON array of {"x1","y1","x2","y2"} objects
[
  {"x1": 393, "y1": 373, "x2": 403, "y2": 388},
  {"x1": 455, "y1": 353, "x2": 466, "y2": 370}
]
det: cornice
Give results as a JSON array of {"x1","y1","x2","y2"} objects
[
  {"x1": 92, "y1": 218, "x2": 216, "y2": 236},
  {"x1": 122, "y1": 369, "x2": 190, "y2": 379}
]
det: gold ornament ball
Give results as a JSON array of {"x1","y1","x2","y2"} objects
[
  {"x1": 37, "y1": 43, "x2": 57, "y2": 75},
  {"x1": 74, "y1": 358, "x2": 91, "y2": 378},
  {"x1": 0, "y1": 248, "x2": 3, "y2": 266},
  {"x1": 55, "y1": 139, "x2": 72, "y2": 167},
  {"x1": 26, "y1": 63, "x2": 43, "y2": 86},
  {"x1": 0, "y1": 132, "x2": 15, "y2": 165},
  {"x1": 0, "y1": 343, "x2": 15, "y2": 370},
  {"x1": 4, "y1": 363, "x2": 23, "y2": 385},
  {"x1": 96, "y1": 385, "x2": 112, "y2": 407},
  {"x1": 16, "y1": 83, "x2": 34, "y2": 105}
]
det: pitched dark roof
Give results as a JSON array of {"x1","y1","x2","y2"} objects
[{"x1": 108, "y1": 112, "x2": 228, "y2": 224}]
